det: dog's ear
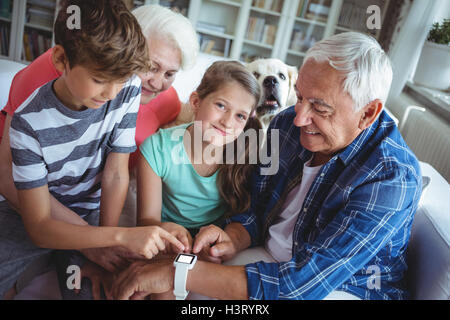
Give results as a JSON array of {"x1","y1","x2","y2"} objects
[{"x1": 286, "y1": 65, "x2": 299, "y2": 107}]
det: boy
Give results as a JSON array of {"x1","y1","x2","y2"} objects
[{"x1": 0, "y1": 0, "x2": 183, "y2": 299}]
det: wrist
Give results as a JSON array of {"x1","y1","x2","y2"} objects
[
  {"x1": 115, "y1": 227, "x2": 127, "y2": 247},
  {"x1": 137, "y1": 218, "x2": 161, "y2": 227},
  {"x1": 225, "y1": 223, "x2": 249, "y2": 252},
  {"x1": 173, "y1": 253, "x2": 197, "y2": 300}
]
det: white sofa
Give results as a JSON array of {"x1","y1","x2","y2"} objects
[{"x1": 1, "y1": 55, "x2": 449, "y2": 300}]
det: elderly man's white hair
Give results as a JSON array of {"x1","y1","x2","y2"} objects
[
  {"x1": 304, "y1": 32, "x2": 393, "y2": 112},
  {"x1": 132, "y1": 5, "x2": 199, "y2": 70}
]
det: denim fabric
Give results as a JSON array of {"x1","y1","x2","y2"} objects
[
  {"x1": 0, "y1": 201, "x2": 51, "y2": 298},
  {"x1": 0, "y1": 201, "x2": 99, "y2": 300}
]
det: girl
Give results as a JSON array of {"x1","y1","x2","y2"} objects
[{"x1": 136, "y1": 61, "x2": 262, "y2": 254}]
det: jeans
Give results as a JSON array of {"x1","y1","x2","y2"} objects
[{"x1": 0, "y1": 201, "x2": 100, "y2": 300}]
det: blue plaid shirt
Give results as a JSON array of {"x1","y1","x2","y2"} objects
[{"x1": 227, "y1": 108, "x2": 422, "y2": 300}]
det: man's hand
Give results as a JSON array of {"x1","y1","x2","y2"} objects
[
  {"x1": 192, "y1": 225, "x2": 238, "y2": 263},
  {"x1": 161, "y1": 222, "x2": 193, "y2": 253},
  {"x1": 80, "y1": 246, "x2": 144, "y2": 273},
  {"x1": 111, "y1": 259, "x2": 174, "y2": 300}
]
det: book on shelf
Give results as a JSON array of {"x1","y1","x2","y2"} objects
[
  {"x1": 223, "y1": 38, "x2": 231, "y2": 57},
  {"x1": 0, "y1": 23, "x2": 11, "y2": 56},
  {"x1": 23, "y1": 33, "x2": 33, "y2": 61},
  {"x1": 297, "y1": 0, "x2": 310, "y2": 18},
  {"x1": 338, "y1": 2, "x2": 369, "y2": 31},
  {"x1": 22, "y1": 28, "x2": 52, "y2": 61},
  {"x1": 261, "y1": 24, "x2": 276, "y2": 45},
  {"x1": 245, "y1": 17, "x2": 266, "y2": 42},
  {"x1": 289, "y1": 28, "x2": 317, "y2": 52},
  {"x1": 252, "y1": 0, "x2": 264, "y2": 8},
  {"x1": 305, "y1": 12, "x2": 328, "y2": 23},
  {"x1": 252, "y1": 0, "x2": 283, "y2": 13},
  {"x1": 304, "y1": 0, "x2": 331, "y2": 21},
  {"x1": 199, "y1": 33, "x2": 216, "y2": 54},
  {"x1": 197, "y1": 21, "x2": 227, "y2": 34},
  {"x1": 270, "y1": 0, "x2": 283, "y2": 12},
  {"x1": 202, "y1": 39, "x2": 216, "y2": 54},
  {"x1": 198, "y1": 33, "x2": 232, "y2": 58},
  {"x1": 209, "y1": 50, "x2": 224, "y2": 57},
  {"x1": 0, "y1": 0, "x2": 12, "y2": 19},
  {"x1": 264, "y1": 0, "x2": 273, "y2": 11},
  {"x1": 26, "y1": 3, "x2": 55, "y2": 29},
  {"x1": 160, "y1": 0, "x2": 189, "y2": 17},
  {"x1": 27, "y1": 0, "x2": 56, "y2": 10},
  {"x1": 290, "y1": 29, "x2": 305, "y2": 51}
]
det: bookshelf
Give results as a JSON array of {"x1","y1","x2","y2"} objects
[
  {"x1": 195, "y1": 0, "x2": 242, "y2": 58},
  {"x1": 281, "y1": 0, "x2": 343, "y2": 67},
  {"x1": 3, "y1": 0, "x2": 390, "y2": 68},
  {"x1": 335, "y1": 0, "x2": 389, "y2": 39},
  {"x1": 0, "y1": 0, "x2": 16, "y2": 60},
  {"x1": 2, "y1": 0, "x2": 59, "y2": 65},
  {"x1": 144, "y1": 0, "x2": 390, "y2": 67},
  {"x1": 280, "y1": 0, "x2": 390, "y2": 67}
]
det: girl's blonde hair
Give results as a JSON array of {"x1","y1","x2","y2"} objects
[{"x1": 195, "y1": 61, "x2": 262, "y2": 214}]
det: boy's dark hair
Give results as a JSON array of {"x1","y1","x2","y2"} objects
[{"x1": 54, "y1": 0, "x2": 150, "y2": 80}]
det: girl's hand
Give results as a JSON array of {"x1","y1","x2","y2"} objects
[
  {"x1": 161, "y1": 222, "x2": 193, "y2": 253},
  {"x1": 121, "y1": 226, "x2": 185, "y2": 259}
]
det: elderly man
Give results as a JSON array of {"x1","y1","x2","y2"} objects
[{"x1": 111, "y1": 32, "x2": 422, "y2": 300}]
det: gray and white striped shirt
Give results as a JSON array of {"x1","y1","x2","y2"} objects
[{"x1": 8, "y1": 75, "x2": 141, "y2": 216}]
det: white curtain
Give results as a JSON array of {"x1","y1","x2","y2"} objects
[{"x1": 387, "y1": 0, "x2": 446, "y2": 105}]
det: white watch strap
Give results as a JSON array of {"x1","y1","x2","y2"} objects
[{"x1": 173, "y1": 264, "x2": 189, "y2": 300}]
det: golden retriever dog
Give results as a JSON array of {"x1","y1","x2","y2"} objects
[{"x1": 246, "y1": 58, "x2": 298, "y2": 132}]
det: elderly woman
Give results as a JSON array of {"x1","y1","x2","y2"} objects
[{"x1": 0, "y1": 4, "x2": 198, "y2": 298}]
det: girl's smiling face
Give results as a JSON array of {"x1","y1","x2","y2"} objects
[{"x1": 190, "y1": 81, "x2": 256, "y2": 147}]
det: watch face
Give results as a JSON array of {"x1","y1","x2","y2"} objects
[{"x1": 176, "y1": 254, "x2": 195, "y2": 264}]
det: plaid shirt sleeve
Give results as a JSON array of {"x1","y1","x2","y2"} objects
[{"x1": 245, "y1": 162, "x2": 421, "y2": 300}]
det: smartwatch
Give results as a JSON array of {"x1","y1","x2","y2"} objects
[{"x1": 173, "y1": 253, "x2": 197, "y2": 300}]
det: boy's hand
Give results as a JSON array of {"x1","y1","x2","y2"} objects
[
  {"x1": 80, "y1": 246, "x2": 144, "y2": 273},
  {"x1": 76, "y1": 260, "x2": 112, "y2": 300},
  {"x1": 160, "y1": 222, "x2": 193, "y2": 253},
  {"x1": 193, "y1": 225, "x2": 238, "y2": 263},
  {"x1": 121, "y1": 226, "x2": 185, "y2": 259}
]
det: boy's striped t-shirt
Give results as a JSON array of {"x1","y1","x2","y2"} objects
[{"x1": 8, "y1": 75, "x2": 141, "y2": 216}]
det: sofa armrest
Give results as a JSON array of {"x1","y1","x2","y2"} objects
[
  {"x1": 0, "y1": 59, "x2": 27, "y2": 109},
  {"x1": 407, "y1": 162, "x2": 450, "y2": 300}
]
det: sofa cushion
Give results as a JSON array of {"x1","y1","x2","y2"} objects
[
  {"x1": 0, "y1": 59, "x2": 27, "y2": 143},
  {"x1": 0, "y1": 59, "x2": 27, "y2": 109}
]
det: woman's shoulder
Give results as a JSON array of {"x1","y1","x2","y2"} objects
[{"x1": 6, "y1": 48, "x2": 60, "y2": 114}]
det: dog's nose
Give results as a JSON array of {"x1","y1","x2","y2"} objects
[{"x1": 263, "y1": 76, "x2": 278, "y2": 88}]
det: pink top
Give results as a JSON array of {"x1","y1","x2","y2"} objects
[{"x1": 0, "y1": 48, "x2": 181, "y2": 168}]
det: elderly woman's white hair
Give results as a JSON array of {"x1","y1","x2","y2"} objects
[
  {"x1": 304, "y1": 32, "x2": 393, "y2": 112},
  {"x1": 132, "y1": 5, "x2": 199, "y2": 70}
]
